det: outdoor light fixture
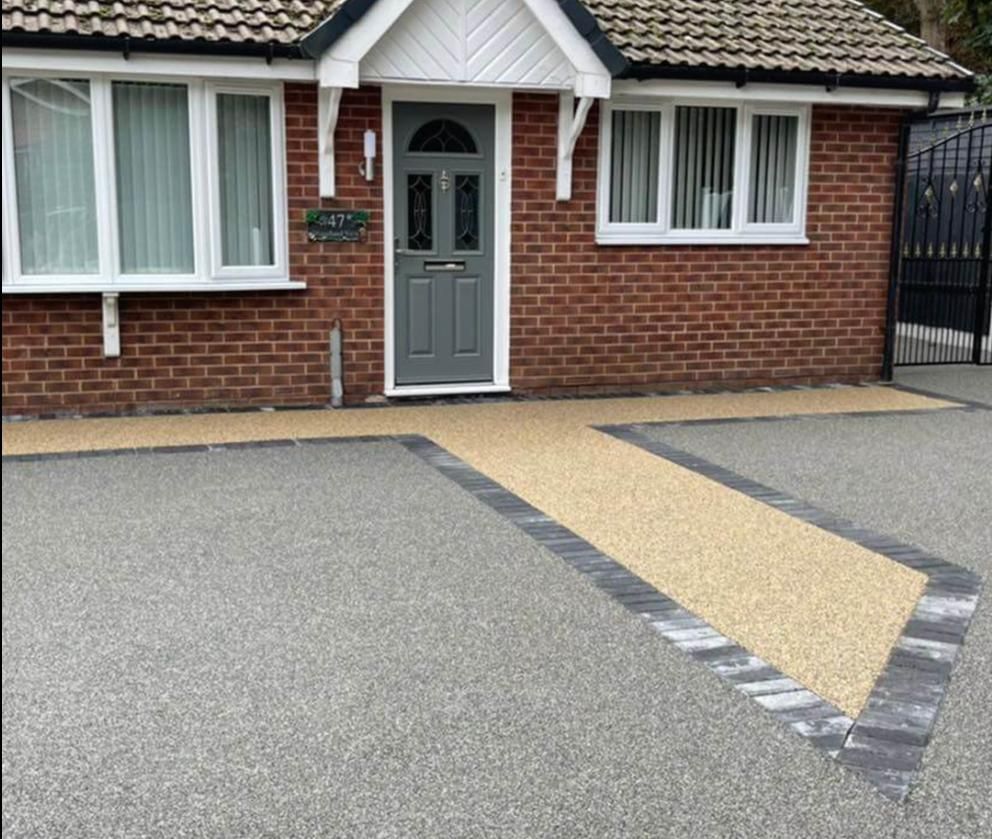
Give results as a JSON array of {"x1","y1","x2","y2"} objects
[{"x1": 361, "y1": 129, "x2": 376, "y2": 181}]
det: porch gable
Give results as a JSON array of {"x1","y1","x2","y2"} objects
[{"x1": 313, "y1": 0, "x2": 612, "y2": 98}]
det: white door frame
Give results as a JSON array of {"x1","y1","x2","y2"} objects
[{"x1": 382, "y1": 84, "x2": 512, "y2": 397}]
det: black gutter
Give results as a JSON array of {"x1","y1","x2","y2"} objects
[
  {"x1": 622, "y1": 63, "x2": 975, "y2": 94},
  {"x1": 1, "y1": 32, "x2": 304, "y2": 61},
  {"x1": 554, "y1": 0, "x2": 628, "y2": 77},
  {"x1": 300, "y1": 0, "x2": 377, "y2": 59}
]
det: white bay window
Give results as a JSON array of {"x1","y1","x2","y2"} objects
[
  {"x1": 748, "y1": 113, "x2": 800, "y2": 226},
  {"x1": 597, "y1": 100, "x2": 809, "y2": 244},
  {"x1": 214, "y1": 91, "x2": 276, "y2": 271},
  {"x1": 10, "y1": 78, "x2": 99, "y2": 276},
  {"x1": 609, "y1": 110, "x2": 660, "y2": 224},
  {"x1": 672, "y1": 105, "x2": 736, "y2": 230},
  {"x1": 113, "y1": 81, "x2": 195, "y2": 275},
  {"x1": 2, "y1": 74, "x2": 291, "y2": 292}
]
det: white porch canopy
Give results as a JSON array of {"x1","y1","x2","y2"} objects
[{"x1": 310, "y1": 0, "x2": 613, "y2": 200}]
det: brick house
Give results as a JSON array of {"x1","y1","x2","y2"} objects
[{"x1": 0, "y1": 0, "x2": 975, "y2": 414}]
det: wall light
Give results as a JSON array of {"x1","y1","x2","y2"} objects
[{"x1": 361, "y1": 129, "x2": 376, "y2": 182}]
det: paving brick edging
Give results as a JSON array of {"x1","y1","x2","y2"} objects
[
  {"x1": 2, "y1": 379, "x2": 897, "y2": 423},
  {"x1": 890, "y1": 382, "x2": 992, "y2": 411},
  {"x1": 601, "y1": 420, "x2": 982, "y2": 802}
]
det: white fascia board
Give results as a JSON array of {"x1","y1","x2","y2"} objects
[
  {"x1": 521, "y1": 0, "x2": 610, "y2": 98},
  {"x1": 612, "y1": 78, "x2": 951, "y2": 109},
  {"x1": 317, "y1": 0, "x2": 417, "y2": 88},
  {"x1": 318, "y1": 54, "x2": 361, "y2": 89},
  {"x1": 935, "y1": 92, "x2": 967, "y2": 109},
  {"x1": 575, "y1": 71, "x2": 611, "y2": 99},
  {"x1": 1, "y1": 48, "x2": 316, "y2": 82}
]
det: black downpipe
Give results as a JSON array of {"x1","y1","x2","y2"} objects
[{"x1": 882, "y1": 116, "x2": 914, "y2": 381}]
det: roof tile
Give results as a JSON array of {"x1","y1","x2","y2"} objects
[
  {"x1": 0, "y1": 0, "x2": 971, "y2": 82},
  {"x1": 1, "y1": 1, "x2": 346, "y2": 45},
  {"x1": 584, "y1": 0, "x2": 968, "y2": 80}
]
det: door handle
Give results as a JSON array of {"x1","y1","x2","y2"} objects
[{"x1": 424, "y1": 260, "x2": 466, "y2": 272}]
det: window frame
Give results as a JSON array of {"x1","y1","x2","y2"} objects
[
  {"x1": 1, "y1": 70, "x2": 292, "y2": 293},
  {"x1": 207, "y1": 82, "x2": 288, "y2": 280},
  {"x1": 596, "y1": 98, "x2": 810, "y2": 246}
]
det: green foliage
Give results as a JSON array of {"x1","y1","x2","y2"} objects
[
  {"x1": 864, "y1": 0, "x2": 920, "y2": 31},
  {"x1": 948, "y1": 0, "x2": 992, "y2": 102},
  {"x1": 864, "y1": 0, "x2": 992, "y2": 103},
  {"x1": 972, "y1": 74, "x2": 992, "y2": 104}
]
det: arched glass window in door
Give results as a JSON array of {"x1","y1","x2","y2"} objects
[{"x1": 408, "y1": 119, "x2": 477, "y2": 154}]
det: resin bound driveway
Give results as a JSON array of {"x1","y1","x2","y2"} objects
[{"x1": 2, "y1": 371, "x2": 988, "y2": 837}]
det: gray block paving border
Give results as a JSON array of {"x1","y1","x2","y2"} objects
[
  {"x1": 890, "y1": 382, "x2": 992, "y2": 411},
  {"x1": 2, "y1": 399, "x2": 983, "y2": 803}
]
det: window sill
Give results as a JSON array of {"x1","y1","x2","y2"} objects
[
  {"x1": 385, "y1": 383, "x2": 510, "y2": 398},
  {"x1": 1, "y1": 280, "x2": 307, "y2": 295},
  {"x1": 595, "y1": 232, "x2": 810, "y2": 246}
]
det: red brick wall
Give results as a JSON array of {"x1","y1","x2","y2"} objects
[
  {"x1": 2, "y1": 86, "x2": 901, "y2": 416},
  {"x1": 2, "y1": 84, "x2": 384, "y2": 416},
  {"x1": 509, "y1": 95, "x2": 900, "y2": 393}
]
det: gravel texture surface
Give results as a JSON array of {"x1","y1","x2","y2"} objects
[
  {"x1": 639, "y1": 369, "x2": 991, "y2": 837},
  {"x1": 1, "y1": 386, "x2": 947, "y2": 714},
  {"x1": 896, "y1": 365, "x2": 992, "y2": 407},
  {"x1": 0, "y1": 439, "x2": 974, "y2": 838}
]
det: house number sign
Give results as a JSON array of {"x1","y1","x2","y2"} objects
[{"x1": 306, "y1": 209, "x2": 370, "y2": 243}]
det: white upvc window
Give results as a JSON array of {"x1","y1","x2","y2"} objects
[
  {"x1": 596, "y1": 99, "x2": 810, "y2": 245},
  {"x1": 1, "y1": 72, "x2": 294, "y2": 293}
]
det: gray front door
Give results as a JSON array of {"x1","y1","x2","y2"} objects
[{"x1": 393, "y1": 102, "x2": 495, "y2": 385}]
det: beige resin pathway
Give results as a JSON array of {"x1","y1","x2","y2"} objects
[{"x1": 3, "y1": 386, "x2": 956, "y2": 715}]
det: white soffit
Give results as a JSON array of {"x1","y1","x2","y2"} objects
[{"x1": 363, "y1": 0, "x2": 573, "y2": 88}]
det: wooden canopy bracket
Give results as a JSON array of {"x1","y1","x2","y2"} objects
[
  {"x1": 318, "y1": 86, "x2": 344, "y2": 198},
  {"x1": 556, "y1": 92, "x2": 594, "y2": 202}
]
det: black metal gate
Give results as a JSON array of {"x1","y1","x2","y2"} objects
[{"x1": 885, "y1": 112, "x2": 991, "y2": 370}]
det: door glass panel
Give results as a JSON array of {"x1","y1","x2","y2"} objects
[
  {"x1": 407, "y1": 173, "x2": 433, "y2": 251},
  {"x1": 408, "y1": 119, "x2": 477, "y2": 154},
  {"x1": 454, "y1": 174, "x2": 480, "y2": 251}
]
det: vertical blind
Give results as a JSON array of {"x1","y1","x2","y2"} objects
[
  {"x1": 11, "y1": 78, "x2": 98, "y2": 275},
  {"x1": 113, "y1": 82, "x2": 194, "y2": 274},
  {"x1": 672, "y1": 106, "x2": 736, "y2": 229},
  {"x1": 217, "y1": 93, "x2": 274, "y2": 267},
  {"x1": 609, "y1": 110, "x2": 660, "y2": 224},
  {"x1": 749, "y1": 114, "x2": 798, "y2": 224}
]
